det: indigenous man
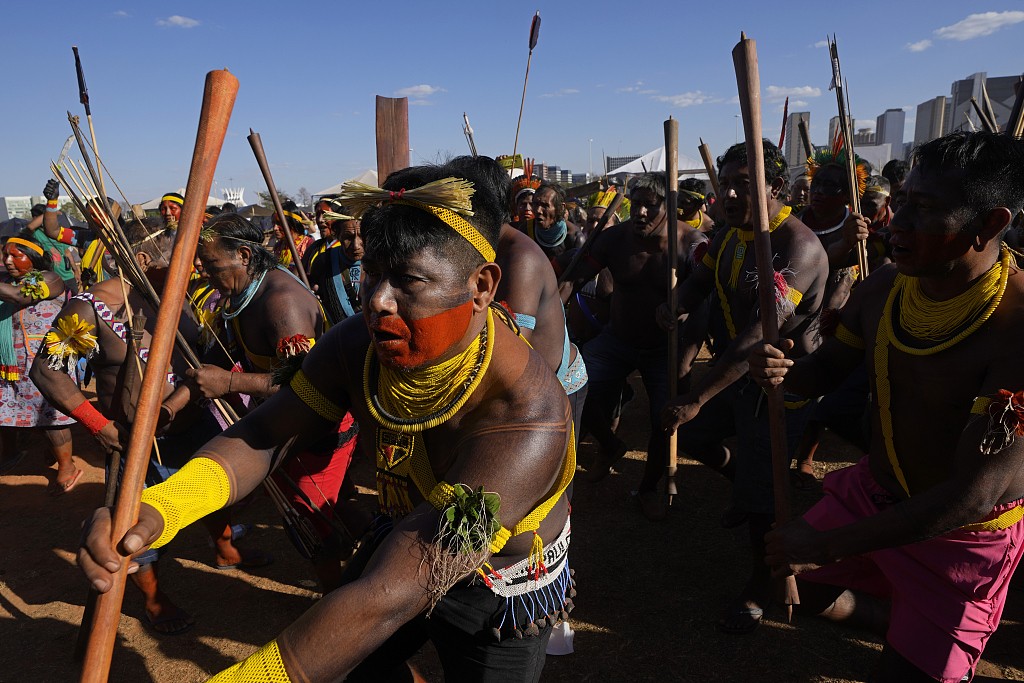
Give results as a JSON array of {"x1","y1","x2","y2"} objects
[
  {"x1": 678, "y1": 178, "x2": 715, "y2": 234},
  {"x1": 159, "y1": 192, "x2": 184, "y2": 227},
  {"x1": 307, "y1": 208, "x2": 363, "y2": 326},
  {"x1": 752, "y1": 131, "x2": 1024, "y2": 683},
  {"x1": 659, "y1": 140, "x2": 828, "y2": 632},
  {"x1": 510, "y1": 159, "x2": 541, "y2": 224},
  {"x1": 187, "y1": 213, "x2": 358, "y2": 591},
  {"x1": 565, "y1": 173, "x2": 707, "y2": 508},
  {"x1": 32, "y1": 217, "x2": 263, "y2": 635},
  {"x1": 522, "y1": 182, "x2": 582, "y2": 263},
  {"x1": 789, "y1": 174, "x2": 811, "y2": 215},
  {"x1": 33, "y1": 179, "x2": 81, "y2": 293},
  {"x1": 79, "y1": 158, "x2": 576, "y2": 681}
]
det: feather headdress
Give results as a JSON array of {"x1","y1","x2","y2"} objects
[{"x1": 805, "y1": 132, "x2": 869, "y2": 198}]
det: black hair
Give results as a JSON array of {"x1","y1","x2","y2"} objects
[
  {"x1": 865, "y1": 175, "x2": 891, "y2": 195},
  {"x1": 361, "y1": 156, "x2": 503, "y2": 276},
  {"x1": 446, "y1": 156, "x2": 513, "y2": 226},
  {"x1": 629, "y1": 172, "x2": 668, "y2": 202},
  {"x1": 678, "y1": 178, "x2": 707, "y2": 199},
  {"x1": 881, "y1": 159, "x2": 909, "y2": 188},
  {"x1": 205, "y1": 212, "x2": 278, "y2": 275},
  {"x1": 717, "y1": 139, "x2": 789, "y2": 189},
  {"x1": 222, "y1": 202, "x2": 237, "y2": 213},
  {"x1": 912, "y1": 131, "x2": 1024, "y2": 219},
  {"x1": 124, "y1": 216, "x2": 175, "y2": 265},
  {"x1": 7, "y1": 231, "x2": 52, "y2": 271},
  {"x1": 535, "y1": 181, "x2": 566, "y2": 218}
]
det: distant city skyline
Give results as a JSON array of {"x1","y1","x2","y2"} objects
[{"x1": 2, "y1": 2, "x2": 1023, "y2": 201}]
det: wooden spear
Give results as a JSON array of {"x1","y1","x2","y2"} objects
[
  {"x1": 1007, "y1": 75, "x2": 1024, "y2": 139},
  {"x1": 778, "y1": 96, "x2": 789, "y2": 148},
  {"x1": 664, "y1": 117, "x2": 680, "y2": 506},
  {"x1": 980, "y1": 79, "x2": 1000, "y2": 133},
  {"x1": 511, "y1": 11, "x2": 542, "y2": 162},
  {"x1": 463, "y1": 112, "x2": 478, "y2": 156},
  {"x1": 697, "y1": 138, "x2": 721, "y2": 197},
  {"x1": 78, "y1": 68, "x2": 239, "y2": 683},
  {"x1": 732, "y1": 31, "x2": 800, "y2": 621},
  {"x1": 969, "y1": 97, "x2": 997, "y2": 134},
  {"x1": 73, "y1": 46, "x2": 109, "y2": 204},
  {"x1": 827, "y1": 36, "x2": 868, "y2": 280},
  {"x1": 247, "y1": 129, "x2": 310, "y2": 288}
]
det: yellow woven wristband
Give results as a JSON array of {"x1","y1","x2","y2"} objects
[
  {"x1": 207, "y1": 640, "x2": 291, "y2": 682},
  {"x1": 140, "y1": 457, "x2": 231, "y2": 549}
]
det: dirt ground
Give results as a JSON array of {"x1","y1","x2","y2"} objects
[{"x1": 1, "y1": 368, "x2": 1022, "y2": 682}]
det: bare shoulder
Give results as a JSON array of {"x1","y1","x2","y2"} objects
[
  {"x1": 480, "y1": 324, "x2": 566, "y2": 421},
  {"x1": 299, "y1": 315, "x2": 369, "y2": 399},
  {"x1": 85, "y1": 278, "x2": 122, "y2": 306},
  {"x1": 500, "y1": 226, "x2": 552, "y2": 279},
  {"x1": 261, "y1": 269, "x2": 320, "y2": 314}
]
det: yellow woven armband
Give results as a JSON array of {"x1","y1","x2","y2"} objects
[
  {"x1": 971, "y1": 396, "x2": 992, "y2": 415},
  {"x1": 140, "y1": 457, "x2": 231, "y2": 549},
  {"x1": 428, "y1": 481, "x2": 456, "y2": 510},
  {"x1": 290, "y1": 369, "x2": 344, "y2": 422},
  {"x1": 207, "y1": 640, "x2": 291, "y2": 682},
  {"x1": 700, "y1": 251, "x2": 715, "y2": 270},
  {"x1": 489, "y1": 526, "x2": 512, "y2": 554},
  {"x1": 784, "y1": 286, "x2": 803, "y2": 307},
  {"x1": 834, "y1": 323, "x2": 865, "y2": 350}
]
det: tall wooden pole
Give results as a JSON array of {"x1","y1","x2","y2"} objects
[
  {"x1": 78, "y1": 69, "x2": 239, "y2": 683},
  {"x1": 697, "y1": 138, "x2": 720, "y2": 197},
  {"x1": 797, "y1": 118, "x2": 814, "y2": 161},
  {"x1": 375, "y1": 96, "x2": 410, "y2": 184},
  {"x1": 512, "y1": 11, "x2": 542, "y2": 163},
  {"x1": 73, "y1": 46, "x2": 109, "y2": 204},
  {"x1": 664, "y1": 118, "x2": 680, "y2": 506},
  {"x1": 732, "y1": 32, "x2": 800, "y2": 620},
  {"x1": 247, "y1": 129, "x2": 310, "y2": 288}
]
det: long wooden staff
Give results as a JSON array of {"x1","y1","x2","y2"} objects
[
  {"x1": 511, "y1": 11, "x2": 541, "y2": 162},
  {"x1": 827, "y1": 36, "x2": 868, "y2": 281},
  {"x1": 980, "y1": 80, "x2": 999, "y2": 133},
  {"x1": 697, "y1": 138, "x2": 720, "y2": 197},
  {"x1": 732, "y1": 32, "x2": 800, "y2": 620},
  {"x1": 969, "y1": 97, "x2": 997, "y2": 134},
  {"x1": 247, "y1": 129, "x2": 310, "y2": 288},
  {"x1": 664, "y1": 117, "x2": 680, "y2": 506},
  {"x1": 778, "y1": 96, "x2": 789, "y2": 148},
  {"x1": 798, "y1": 118, "x2": 814, "y2": 161},
  {"x1": 556, "y1": 193, "x2": 624, "y2": 285},
  {"x1": 79, "y1": 69, "x2": 239, "y2": 683},
  {"x1": 73, "y1": 46, "x2": 109, "y2": 204}
]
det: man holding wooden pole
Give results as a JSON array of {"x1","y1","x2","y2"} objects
[
  {"x1": 754, "y1": 130, "x2": 1024, "y2": 683},
  {"x1": 659, "y1": 138, "x2": 828, "y2": 633}
]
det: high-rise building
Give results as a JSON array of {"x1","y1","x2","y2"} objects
[
  {"x1": 782, "y1": 112, "x2": 810, "y2": 178},
  {"x1": 605, "y1": 155, "x2": 640, "y2": 174},
  {"x1": 945, "y1": 72, "x2": 1021, "y2": 133},
  {"x1": 914, "y1": 96, "x2": 948, "y2": 146},
  {"x1": 875, "y1": 108, "x2": 905, "y2": 154}
]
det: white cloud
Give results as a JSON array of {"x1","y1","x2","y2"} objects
[
  {"x1": 905, "y1": 39, "x2": 932, "y2": 52},
  {"x1": 617, "y1": 81, "x2": 652, "y2": 94},
  {"x1": 765, "y1": 85, "x2": 821, "y2": 102},
  {"x1": 789, "y1": 100, "x2": 809, "y2": 108},
  {"x1": 934, "y1": 11, "x2": 1024, "y2": 41},
  {"x1": 653, "y1": 91, "x2": 717, "y2": 108},
  {"x1": 394, "y1": 84, "x2": 445, "y2": 99},
  {"x1": 157, "y1": 15, "x2": 199, "y2": 28},
  {"x1": 113, "y1": 10, "x2": 129, "y2": 17},
  {"x1": 812, "y1": 40, "x2": 828, "y2": 48},
  {"x1": 540, "y1": 88, "x2": 580, "y2": 98}
]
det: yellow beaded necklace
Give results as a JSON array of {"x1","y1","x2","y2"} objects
[
  {"x1": 875, "y1": 246, "x2": 1011, "y2": 494},
  {"x1": 363, "y1": 307, "x2": 494, "y2": 433},
  {"x1": 713, "y1": 205, "x2": 792, "y2": 339}
]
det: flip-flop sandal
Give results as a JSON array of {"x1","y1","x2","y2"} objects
[
  {"x1": 49, "y1": 468, "x2": 83, "y2": 496},
  {"x1": 145, "y1": 609, "x2": 195, "y2": 636},
  {"x1": 717, "y1": 606, "x2": 764, "y2": 635},
  {"x1": 214, "y1": 548, "x2": 274, "y2": 571}
]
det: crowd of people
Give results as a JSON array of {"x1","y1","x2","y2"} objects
[{"x1": 1, "y1": 126, "x2": 1022, "y2": 682}]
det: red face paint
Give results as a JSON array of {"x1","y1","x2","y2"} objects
[
  {"x1": 4, "y1": 244, "x2": 33, "y2": 278},
  {"x1": 369, "y1": 299, "x2": 475, "y2": 370}
]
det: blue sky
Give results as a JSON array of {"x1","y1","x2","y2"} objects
[{"x1": 2, "y1": 1, "x2": 1023, "y2": 202}]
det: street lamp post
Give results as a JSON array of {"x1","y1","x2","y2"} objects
[{"x1": 588, "y1": 138, "x2": 593, "y2": 181}]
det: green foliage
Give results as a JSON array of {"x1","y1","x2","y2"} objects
[
  {"x1": 256, "y1": 189, "x2": 295, "y2": 209},
  {"x1": 439, "y1": 485, "x2": 501, "y2": 555}
]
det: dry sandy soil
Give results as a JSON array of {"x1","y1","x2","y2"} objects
[{"x1": 1, "y1": 370, "x2": 1022, "y2": 682}]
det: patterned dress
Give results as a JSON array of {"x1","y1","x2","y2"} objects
[{"x1": 0, "y1": 277, "x2": 74, "y2": 427}]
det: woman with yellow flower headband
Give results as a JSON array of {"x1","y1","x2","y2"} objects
[
  {"x1": 272, "y1": 203, "x2": 314, "y2": 274},
  {"x1": 0, "y1": 233, "x2": 79, "y2": 493}
]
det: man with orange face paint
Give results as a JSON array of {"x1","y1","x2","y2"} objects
[
  {"x1": 79, "y1": 157, "x2": 576, "y2": 682},
  {"x1": 158, "y1": 192, "x2": 184, "y2": 227}
]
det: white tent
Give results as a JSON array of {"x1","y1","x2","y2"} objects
[
  {"x1": 138, "y1": 188, "x2": 227, "y2": 211},
  {"x1": 314, "y1": 169, "x2": 379, "y2": 197},
  {"x1": 608, "y1": 147, "x2": 705, "y2": 175}
]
